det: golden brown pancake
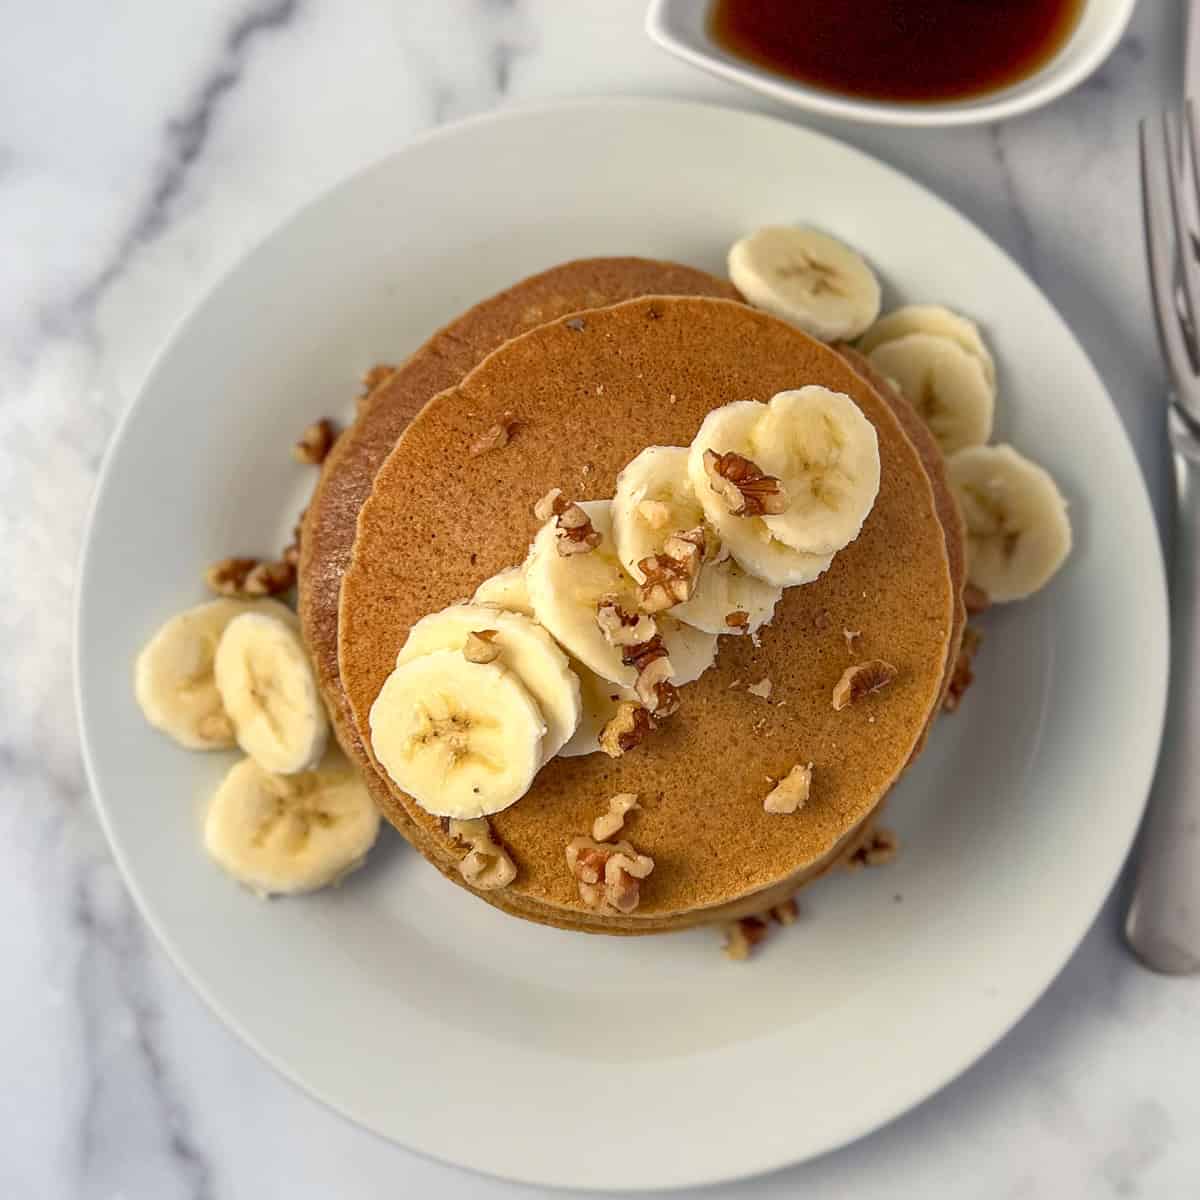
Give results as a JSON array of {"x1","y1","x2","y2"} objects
[
  {"x1": 339, "y1": 296, "x2": 954, "y2": 927},
  {"x1": 299, "y1": 258, "x2": 740, "y2": 796}
]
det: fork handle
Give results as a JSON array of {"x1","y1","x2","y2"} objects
[{"x1": 1126, "y1": 415, "x2": 1200, "y2": 974}]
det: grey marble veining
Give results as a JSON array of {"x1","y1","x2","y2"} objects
[{"x1": 3, "y1": 2, "x2": 1198, "y2": 1198}]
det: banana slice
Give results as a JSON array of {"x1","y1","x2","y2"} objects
[
  {"x1": 214, "y1": 612, "x2": 328, "y2": 774},
  {"x1": 947, "y1": 444, "x2": 1072, "y2": 602},
  {"x1": 868, "y1": 333, "x2": 994, "y2": 456},
  {"x1": 135, "y1": 598, "x2": 296, "y2": 751},
  {"x1": 396, "y1": 603, "x2": 581, "y2": 761},
  {"x1": 751, "y1": 387, "x2": 881, "y2": 556},
  {"x1": 526, "y1": 499, "x2": 717, "y2": 686},
  {"x1": 369, "y1": 648, "x2": 545, "y2": 819},
  {"x1": 859, "y1": 304, "x2": 996, "y2": 391},
  {"x1": 687, "y1": 398, "x2": 861, "y2": 585},
  {"x1": 204, "y1": 749, "x2": 380, "y2": 897},
  {"x1": 612, "y1": 445, "x2": 782, "y2": 635},
  {"x1": 472, "y1": 564, "x2": 534, "y2": 616},
  {"x1": 559, "y1": 666, "x2": 637, "y2": 759},
  {"x1": 728, "y1": 226, "x2": 881, "y2": 342}
]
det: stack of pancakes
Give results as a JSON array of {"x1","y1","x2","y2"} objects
[{"x1": 299, "y1": 258, "x2": 964, "y2": 934}]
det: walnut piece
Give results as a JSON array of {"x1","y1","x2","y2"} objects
[
  {"x1": 469, "y1": 411, "x2": 517, "y2": 457},
  {"x1": 943, "y1": 626, "x2": 982, "y2": 713},
  {"x1": 763, "y1": 763, "x2": 812, "y2": 814},
  {"x1": 725, "y1": 610, "x2": 750, "y2": 631},
  {"x1": 533, "y1": 488, "x2": 602, "y2": 556},
  {"x1": 293, "y1": 418, "x2": 337, "y2": 465},
  {"x1": 702, "y1": 449, "x2": 788, "y2": 517},
  {"x1": 722, "y1": 897, "x2": 801, "y2": 961},
  {"x1": 596, "y1": 597, "x2": 657, "y2": 647},
  {"x1": 463, "y1": 629, "x2": 500, "y2": 664},
  {"x1": 637, "y1": 499, "x2": 672, "y2": 529},
  {"x1": 448, "y1": 817, "x2": 516, "y2": 890},
  {"x1": 592, "y1": 792, "x2": 640, "y2": 841},
  {"x1": 243, "y1": 559, "x2": 297, "y2": 597},
  {"x1": 963, "y1": 583, "x2": 991, "y2": 616},
  {"x1": 845, "y1": 827, "x2": 898, "y2": 871},
  {"x1": 281, "y1": 509, "x2": 305, "y2": 569},
  {"x1": 566, "y1": 836, "x2": 654, "y2": 914},
  {"x1": 747, "y1": 677, "x2": 773, "y2": 701},
  {"x1": 599, "y1": 701, "x2": 655, "y2": 758},
  {"x1": 637, "y1": 527, "x2": 705, "y2": 613},
  {"x1": 624, "y1": 635, "x2": 679, "y2": 716},
  {"x1": 831, "y1": 659, "x2": 897, "y2": 710},
  {"x1": 204, "y1": 556, "x2": 258, "y2": 596},
  {"x1": 843, "y1": 628, "x2": 861, "y2": 653}
]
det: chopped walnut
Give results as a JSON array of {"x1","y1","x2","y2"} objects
[
  {"x1": 448, "y1": 817, "x2": 516, "y2": 890},
  {"x1": 204, "y1": 556, "x2": 258, "y2": 596},
  {"x1": 592, "y1": 792, "x2": 640, "y2": 841},
  {"x1": 746, "y1": 677, "x2": 773, "y2": 701},
  {"x1": 845, "y1": 827, "x2": 898, "y2": 871},
  {"x1": 533, "y1": 488, "x2": 601, "y2": 555},
  {"x1": 281, "y1": 509, "x2": 305, "y2": 569},
  {"x1": 725, "y1": 610, "x2": 750, "y2": 632},
  {"x1": 843, "y1": 629, "x2": 861, "y2": 653},
  {"x1": 293, "y1": 418, "x2": 337, "y2": 465},
  {"x1": 763, "y1": 763, "x2": 812, "y2": 814},
  {"x1": 637, "y1": 527, "x2": 705, "y2": 612},
  {"x1": 722, "y1": 897, "x2": 802, "y2": 961},
  {"x1": 943, "y1": 626, "x2": 982, "y2": 713},
  {"x1": 831, "y1": 660, "x2": 897, "y2": 710},
  {"x1": 463, "y1": 629, "x2": 500, "y2": 664},
  {"x1": 637, "y1": 499, "x2": 672, "y2": 529},
  {"x1": 469, "y1": 411, "x2": 517, "y2": 457},
  {"x1": 596, "y1": 597, "x2": 657, "y2": 647},
  {"x1": 964, "y1": 583, "x2": 991, "y2": 616},
  {"x1": 702, "y1": 449, "x2": 788, "y2": 517},
  {"x1": 624, "y1": 635, "x2": 679, "y2": 715},
  {"x1": 599, "y1": 701, "x2": 655, "y2": 758},
  {"x1": 565, "y1": 836, "x2": 654, "y2": 914},
  {"x1": 243, "y1": 559, "x2": 297, "y2": 597}
]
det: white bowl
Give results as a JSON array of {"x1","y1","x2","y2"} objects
[{"x1": 646, "y1": 0, "x2": 1136, "y2": 127}]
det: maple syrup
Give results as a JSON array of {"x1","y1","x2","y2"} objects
[{"x1": 709, "y1": 0, "x2": 1086, "y2": 104}]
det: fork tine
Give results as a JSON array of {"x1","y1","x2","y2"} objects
[
  {"x1": 1161, "y1": 112, "x2": 1200, "y2": 351},
  {"x1": 1142, "y1": 119, "x2": 1200, "y2": 408}
]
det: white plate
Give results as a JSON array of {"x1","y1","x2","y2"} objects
[{"x1": 75, "y1": 99, "x2": 1167, "y2": 1191}]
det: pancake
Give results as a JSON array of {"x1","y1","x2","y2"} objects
[
  {"x1": 339, "y1": 296, "x2": 954, "y2": 927},
  {"x1": 299, "y1": 257, "x2": 740, "y2": 789}
]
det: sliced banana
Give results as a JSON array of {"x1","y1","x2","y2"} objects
[
  {"x1": 751, "y1": 387, "x2": 881, "y2": 556},
  {"x1": 396, "y1": 603, "x2": 580, "y2": 761},
  {"x1": 526, "y1": 499, "x2": 717, "y2": 686},
  {"x1": 612, "y1": 445, "x2": 782, "y2": 635},
  {"x1": 947, "y1": 444, "x2": 1072, "y2": 602},
  {"x1": 369, "y1": 648, "x2": 545, "y2": 819},
  {"x1": 472, "y1": 564, "x2": 534, "y2": 616},
  {"x1": 204, "y1": 749, "x2": 380, "y2": 897},
  {"x1": 214, "y1": 612, "x2": 328, "y2": 774},
  {"x1": 687, "y1": 400, "x2": 843, "y2": 586},
  {"x1": 868, "y1": 333, "x2": 994, "y2": 456},
  {"x1": 859, "y1": 304, "x2": 996, "y2": 391},
  {"x1": 559, "y1": 665, "x2": 637, "y2": 759},
  {"x1": 728, "y1": 226, "x2": 881, "y2": 342},
  {"x1": 135, "y1": 598, "x2": 296, "y2": 751}
]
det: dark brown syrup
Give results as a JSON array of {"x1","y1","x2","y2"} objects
[{"x1": 709, "y1": 0, "x2": 1086, "y2": 104}]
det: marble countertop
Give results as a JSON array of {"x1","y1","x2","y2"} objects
[{"x1": 4, "y1": 1, "x2": 1198, "y2": 1196}]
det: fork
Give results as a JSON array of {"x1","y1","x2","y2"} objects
[{"x1": 1125, "y1": 104, "x2": 1200, "y2": 974}]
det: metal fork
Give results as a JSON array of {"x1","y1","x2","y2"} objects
[{"x1": 1125, "y1": 104, "x2": 1200, "y2": 974}]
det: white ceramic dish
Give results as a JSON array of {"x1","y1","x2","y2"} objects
[
  {"x1": 646, "y1": 0, "x2": 1137, "y2": 127},
  {"x1": 76, "y1": 98, "x2": 1167, "y2": 1190}
]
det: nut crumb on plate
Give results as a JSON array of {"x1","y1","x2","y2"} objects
[
  {"x1": 293, "y1": 418, "x2": 337, "y2": 465},
  {"x1": 844, "y1": 827, "x2": 898, "y2": 871},
  {"x1": 722, "y1": 898, "x2": 800, "y2": 961},
  {"x1": 943, "y1": 626, "x2": 983, "y2": 713},
  {"x1": 204, "y1": 556, "x2": 259, "y2": 596}
]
